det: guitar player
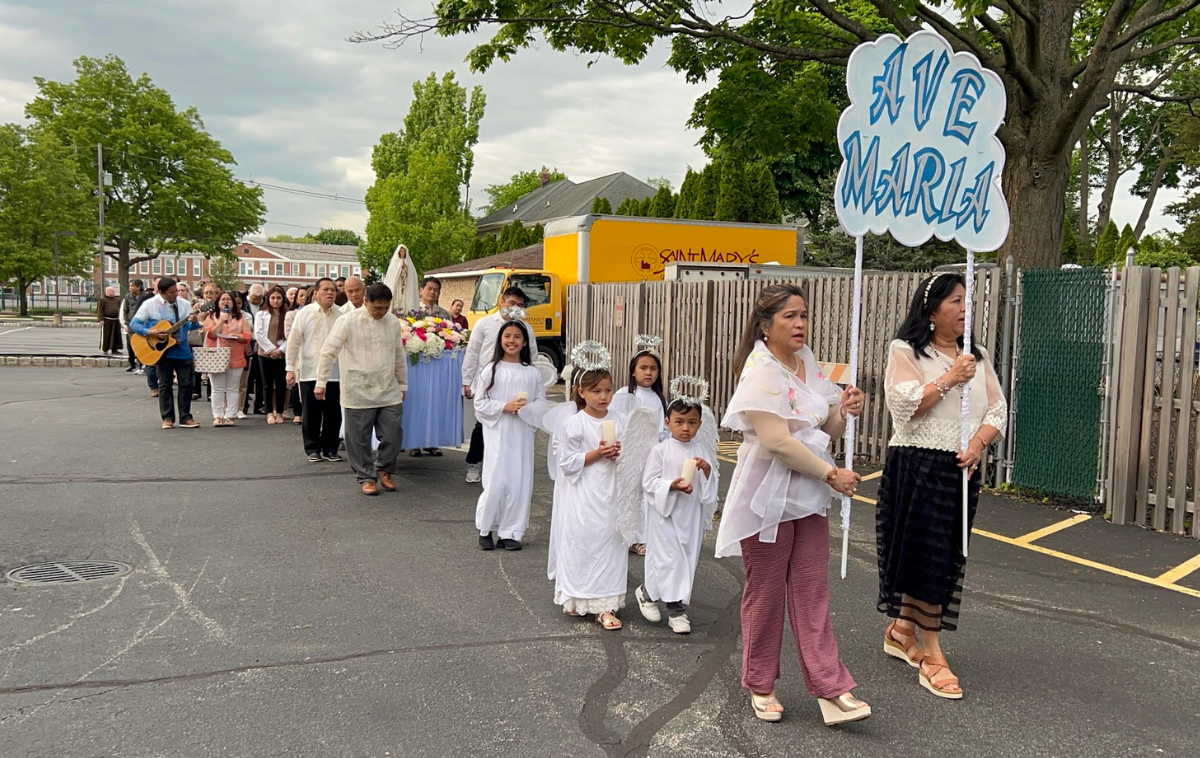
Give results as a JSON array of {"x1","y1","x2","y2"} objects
[{"x1": 131, "y1": 277, "x2": 204, "y2": 429}]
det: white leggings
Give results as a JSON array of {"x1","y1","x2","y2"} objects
[{"x1": 209, "y1": 368, "x2": 243, "y2": 420}]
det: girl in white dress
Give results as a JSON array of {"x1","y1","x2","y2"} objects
[
  {"x1": 548, "y1": 343, "x2": 628, "y2": 630},
  {"x1": 473, "y1": 321, "x2": 547, "y2": 551},
  {"x1": 613, "y1": 335, "x2": 668, "y2": 555},
  {"x1": 634, "y1": 377, "x2": 719, "y2": 635}
]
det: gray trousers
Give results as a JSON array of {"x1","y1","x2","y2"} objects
[{"x1": 343, "y1": 404, "x2": 404, "y2": 484}]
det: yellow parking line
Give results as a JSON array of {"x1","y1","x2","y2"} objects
[
  {"x1": 1012, "y1": 514, "x2": 1092, "y2": 545},
  {"x1": 848, "y1": 494, "x2": 1200, "y2": 600},
  {"x1": 1157, "y1": 553, "x2": 1200, "y2": 584}
]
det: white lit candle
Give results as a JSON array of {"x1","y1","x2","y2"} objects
[
  {"x1": 517, "y1": 391, "x2": 528, "y2": 401},
  {"x1": 680, "y1": 458, "x2": 697, "y2": 487},
  {"x1": 601, "y1": 420, "x2": 617, "y2": 444}
]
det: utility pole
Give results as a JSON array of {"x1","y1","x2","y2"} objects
[{"x1": 97, "y1": 143, "x2": 107, "y2": 292}]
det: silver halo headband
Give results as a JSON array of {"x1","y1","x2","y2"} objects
[
  {"x1": 633, "y1": 334, "x2": 662, "y2": 356},
  {"x1": 570, "y1": 340, "x2": 612, "y2": 376},
  {"x1": 499, "y1": 306, "x2": 528, "y2": 321},
  {"x1": 669, "y1": 374, "x2": 710, "y2": 406},
  {"x1": 922, "y1": 272, "x2": 955, "y2": 307}
]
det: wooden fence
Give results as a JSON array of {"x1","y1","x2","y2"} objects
[
  {"x1": 566, "y1": 270, "x2": 1004, "y2": 466},
  {"x1": 1107, "y1": 266, "x2": 1200, "y2": 537}
]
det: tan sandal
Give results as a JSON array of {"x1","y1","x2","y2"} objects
[
  {"x1": 818, "y1": 692, "x2": 871, "y2": 726},
  {"x1": 884, "y1": 620, "x2": 924, "y2": 668},
  {"x1": 596, "y1": 612, "x2": 622, "y2": 630},
  {"x1": 749, "y1": 691, "x2": 783, "y2": 722},
  {"x1": 629, "y1": 543, "x2": 647, "y2": 556},
  {"x1": 919, "y1": 655, "x2": 963, "y2": 699}
]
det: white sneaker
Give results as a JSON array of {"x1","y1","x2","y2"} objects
[
  {"x1": 635, "y1": 585, "x2": 661, "y2": 622},
  {"x1": 236, "y1": 411, "x2": 247, "y2": 419},
  {"x1": 465, "y1": 463, "x2": 482, "y2": 483},
  {"x1": 667, "y1": 614, "x2": 691, "y2": 634}
]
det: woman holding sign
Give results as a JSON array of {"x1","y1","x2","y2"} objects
[
  {"x1": 876, "y1": 273, "x2": 1007, "y2": 699},
  {"x1": 717, "y1": 284, "x2": 870, "y2": 726}
]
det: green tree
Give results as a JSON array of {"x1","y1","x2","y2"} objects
[
  {"x1": 483, "y1": 166, "x2": 566, "y2": 214},
  {"x1": 529, "y1": 223, "x2": 545, "y2": 243},
  {"x1": 363, "y1": 71, "x2": 485, "y2": 273},
  {"x1": 715, "y1": 161, "x2": 752, "y2": 222},
  {"x1": 313, "y1": 228, "x2": 363, "y2": 246},
  {"x1": 650, "y1": 185, "x2": 676, "y2": 218},
  {"x1": 746, "y1": 162, "x2": 783, "y2": 223},
  {"x1": 0, "y1": 126, "x2": 94, "y2": 316},
  {"x1": 207, "y1": 253, "x2": 241, "y2": 292},
  {"x1": 638, "y1": 197, "x2": 653, "y2": 217},
  {"x1": 26, "y1": 55, "x2": 265, "y2": 294},
  {"x1": 1061, "y1": 217, "x2": 1080, "y2": 264},
  {"x1": 1094, "y1": 220, "x2": 1121, "y2": 265},
  {"x1": 615, "y1": 197, "x2": 639, "y2": 216},
  {"x1": 1117, "y1": 223, "x2": 1139, "y2": 260},
  {"x1": 358, "y1": 1, "x2": 1200, "y2": 269},
  {"x1": 692, "y1": 163, "x2": 720, "y2": 220},
  {"x1": 674, "y1": 168, "x2": 699, "y2": 219},
  {"x1": 591, "y1": 196, "x2": 613, "y2": 214},
  {"x1": 267, "y1": 233, "x2": 315, "y2": 243}
]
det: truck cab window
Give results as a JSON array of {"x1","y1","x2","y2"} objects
[
  {"x1": 508, "y1": 274, "x2": 552, "y2": 307},
  {"x1": 471, "y1": 273, "x2": 505, "y2": 311}
]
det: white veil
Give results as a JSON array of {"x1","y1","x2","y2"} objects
[{"x1": 382, "y1": 243, "x2": 420, "y2": 314}]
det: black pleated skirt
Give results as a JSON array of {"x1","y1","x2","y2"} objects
[{"x1": 876, "y1": 446, "x2": 980, "y2": 632}]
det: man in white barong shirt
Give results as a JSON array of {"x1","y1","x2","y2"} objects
[
  {"x1": 286, "y1": 277, "x2": 343, "y2": 463},
  {"x1": 340, "y1": 275, "x2": 365, "y2": 313},
  {"x1": 315, "y1": 283, "x2": 408, "y2": 497},
  {"x1": 459, "y1": 286, "x2": 538, "y2": 483}
]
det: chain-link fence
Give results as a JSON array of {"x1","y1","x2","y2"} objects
[{"x1": 1010, "y1": 268, "x2": 1108, "y2": 501}]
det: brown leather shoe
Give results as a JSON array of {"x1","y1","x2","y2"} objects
[
  {"x1": 361, "y1": 481, "x2": 379, "y2": 496},
  {"x1": 378, "y1": 471, "x2": 396, "y2": 491}
]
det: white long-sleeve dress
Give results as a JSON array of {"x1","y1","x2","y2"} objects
[
  {"x1": 613, "y1": 385, "x2": 666, "y2": 543},
  {"x1": 473, "y1": 360, "x2": 547, "y2": 541},
  {"x1": 642, "y1": 437, "x2": 719, "y2": 605},
  {"x1": 548, "y1": 410, "x2": 629, "y2": 614}
]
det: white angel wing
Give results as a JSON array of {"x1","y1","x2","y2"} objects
[
  {"x1": 612, "y1": 405, "x2": 660, "y2": 545},
  {"x1": 699, "y1": 404, "x2": 721, "y2": 531},
  {"x1": 534, "y1": 355, "x2": 558, "y2": 389},
  {"x1": 540, "y1": 402, "x2": 577, "y2": 482}
]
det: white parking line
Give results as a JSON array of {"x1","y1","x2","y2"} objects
[{"x1": 0, "y1": 327, "x2": 33, "y2": 336}]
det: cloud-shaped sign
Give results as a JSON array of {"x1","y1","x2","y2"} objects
[{"x1": 834, "y1": 31, "x2": 1010, "y2": 253}]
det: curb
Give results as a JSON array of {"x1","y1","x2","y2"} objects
[
  {"x1": 2, "y1": 356, "x2": 128, "y2": 368},
  {"x1": 0, "y1": 321, "x2": 101, "y2": 328}
]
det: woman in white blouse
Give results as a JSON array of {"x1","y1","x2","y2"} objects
[
  {"x1": 716, "y1": 283, "x2": 871, "y2": 727},
  {"x1": 878, "y1": 272, "x2": 1007, "y2": 700},
  {"x1": 255, "y1": 286, "x2": 290, "y2": 425}
]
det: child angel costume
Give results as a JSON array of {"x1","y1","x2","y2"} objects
[{"x1": 472, "y1": 360, "x2": 548, "y2": 542}]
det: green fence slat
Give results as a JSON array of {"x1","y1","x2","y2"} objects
[{"x1": 1011, "y1": 268, "x2": 1107, "y2": 500}]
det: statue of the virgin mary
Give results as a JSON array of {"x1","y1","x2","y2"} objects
[{"x1": 382, "y1": 243, "x2": 420, "y2": 314}]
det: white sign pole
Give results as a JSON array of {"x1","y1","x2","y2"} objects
[
  {"x1": 840, "y1": 234, "x2": 865, "y2": 579},
  {"x1": 961, "y1": 251, "x2": 975, "y2": 558}
]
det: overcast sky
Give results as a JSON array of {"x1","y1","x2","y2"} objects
[{"x1": 0, "y1": 0, "x2": 1182, "y2": 240}]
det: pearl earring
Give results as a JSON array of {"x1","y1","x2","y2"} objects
[{"x1": 929, "y1": 323, "x2": 935, "y2": 332}]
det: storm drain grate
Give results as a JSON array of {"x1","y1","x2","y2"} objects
[{"x1": 6, "y1": 561, "x2": 132, "y2": 585}]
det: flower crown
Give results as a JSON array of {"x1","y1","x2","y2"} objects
[
  {"x1": 669, "y1": 375, "x2": 709, "y2": 407},
  {"x1": 570, "y1": 340, "x2": 612, "y2": 375},
  {"x1": 499, "y1": 306, "x2": 528, "y2": 321},
  {"x1": 633, "y1": 334, "x2": 662, "y2": 356}
]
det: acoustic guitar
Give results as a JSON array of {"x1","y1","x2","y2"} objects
[{"x1": 130, "y1": 301, "x2": 215, "y2": 367}]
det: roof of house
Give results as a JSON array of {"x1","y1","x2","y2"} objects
[
  {"x1": 239, "y1": 241, "x2": 361, "y2": 263},
  {"x1": 475, "y1": 172, "x2": 656, "y2": 231},
  {"x1": 427, "y1": 243, "x2": 544, "y2": 277}
]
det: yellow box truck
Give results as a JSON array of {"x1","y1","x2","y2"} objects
[{"x1": 465, "y1": 215, "x2": 801, "y2": 369}]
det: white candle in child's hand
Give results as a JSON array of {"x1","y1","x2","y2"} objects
[
  {"x1": 601, "y1": 420, "x2": 616, "y2": 444},
  {"x1": 680, "y1": 458, "x2": 696, "y2": 487},
  {"x1": 517, "y1": 391, "x2": 527, "y2": 401}
]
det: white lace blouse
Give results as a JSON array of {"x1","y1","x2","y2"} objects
[{"x1": 884, "y1": 339, "x2": 1008, "y2": 452}]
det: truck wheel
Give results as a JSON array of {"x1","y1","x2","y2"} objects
[{"x1": 539, "y1": 342, "x2": 564, "y2": 374}]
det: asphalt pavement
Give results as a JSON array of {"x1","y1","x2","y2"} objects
[
  {"x1": 1, "y1": 367, "x2": 1198, "y2": 757},
  {"x1": 0, "y1": 324, "x2": 110, "y2": 357}
]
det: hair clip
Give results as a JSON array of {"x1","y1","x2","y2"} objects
[
  {"x1": 669, "y1": 375, "x2": 710, "y2": 406},
  {"x1": 633, "y1": 334, "x2": 662, "y2": 356},
  {"x1": 570, "y1": 340, "x2": 612, "y2": 374}
]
